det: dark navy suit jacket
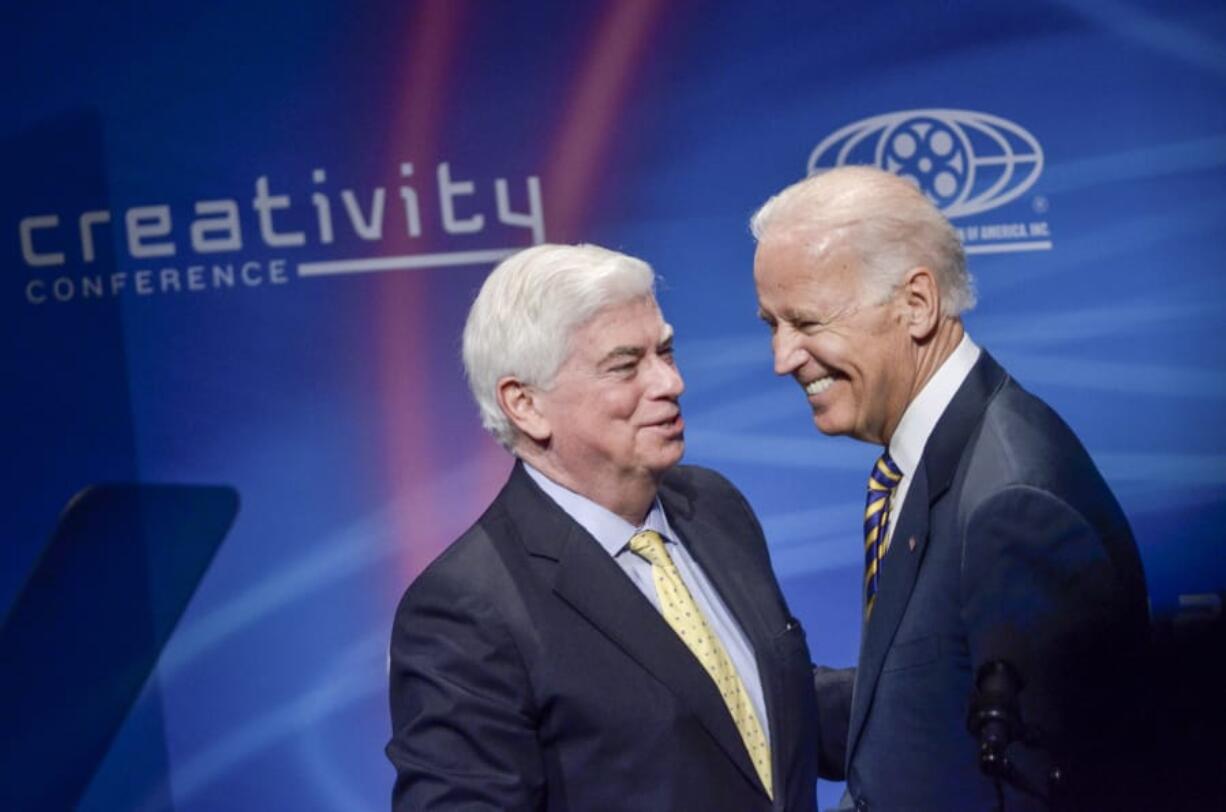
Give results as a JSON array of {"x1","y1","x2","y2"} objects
[
  {"x1": 842, "y1": 352, "x2": 1149, "y2": 811},
  {"x1": 387, "y1": 463, "x2": 825, "y2": 811}
]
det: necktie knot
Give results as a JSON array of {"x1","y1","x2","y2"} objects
[
  {"x1": 868, "y1": 451, "x2": 903, "y2": 492},
  {"x1": 628, "y1": 529, "x2": 669, "y2": 566}
]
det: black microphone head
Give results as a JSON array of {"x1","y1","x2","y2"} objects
[
  {"x1": 976, "y1": 659, "x2": 1023, "y2": 698},
  {"x1": 968, "y1": 659, "x2": 1024, "y2": 742}
]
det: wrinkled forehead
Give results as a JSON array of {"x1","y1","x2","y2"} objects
[
  {"x1": 756, "y1": 233, "x2": 865, "y2": 302},
  {"x1": 565, "y1": 295, "x2": 670, "y2": 353}
]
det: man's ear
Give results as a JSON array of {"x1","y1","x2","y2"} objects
[
  {"x1": 497, "y1": 376, "x2": 551, "y2": 443},
  {"x1": 900, "y1": 266, "x2": 941, "y2": 341}
]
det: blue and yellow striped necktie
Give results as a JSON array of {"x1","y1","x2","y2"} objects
[{"x1": 864, "y1": 451, "x2": 903, "y2": 619}]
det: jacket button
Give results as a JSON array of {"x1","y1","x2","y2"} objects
[{"x1": 855, "y1": 799, "x2": 869, "y2": 811}]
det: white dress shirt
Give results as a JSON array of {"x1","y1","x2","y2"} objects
[{"x1": 884, "y1": 333, "x2": 981, "y2": 548}]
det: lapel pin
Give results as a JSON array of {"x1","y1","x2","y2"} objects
[{"x1": 908, "y1": 536, "x2": 917, "y2": 552}]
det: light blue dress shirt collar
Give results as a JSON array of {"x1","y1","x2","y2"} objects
[{"x1": 523, "y1": 463, "x2": 676, "y2": 552}]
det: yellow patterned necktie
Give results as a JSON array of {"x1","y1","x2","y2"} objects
[{"x1": 628, "y1": 530, "x2": 773, "y2": 799}]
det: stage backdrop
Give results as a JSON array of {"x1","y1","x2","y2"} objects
[{"x1": 3, "y1": 1, "x2": 1224, "y2": 808}]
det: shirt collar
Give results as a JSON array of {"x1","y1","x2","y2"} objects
[
  {"x1": 523, "y1": 463, "x2": 674, "y2": 555},
  {"x1": 888, "y1": 333, "x2": 981, "y2": 478}
]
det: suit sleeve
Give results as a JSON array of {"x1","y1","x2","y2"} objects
[
  {"x1": 813, "y1": 665, "x2": 854, "y2": 780},
  {"x1": 386, "y1": 567, "x2": 544, "y2": 811},
  {"x1": 959, "y1": 484, "x2": 1140, "y2": 760}
]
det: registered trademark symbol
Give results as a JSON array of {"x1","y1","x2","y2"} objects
[{"x1": 1032, "y1": 194, "x2": 1049, "y2": 214}]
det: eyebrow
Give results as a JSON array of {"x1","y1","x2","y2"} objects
[
  {"x1": 596, "y1": 325, "x2": 675, "y2": 366},
  {"x1": 759, "y1": 305, "x2": 824, "y2": 324},
  {"x1": 598, "y1": 345, "x2": 644, "y2": 365}
]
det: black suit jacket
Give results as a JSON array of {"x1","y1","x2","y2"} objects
[
  {"x1": 387, "y1": 463, "x2": 822, "y2": 811},
  {"x1": 842, "y1": 352, "x2": 1150, "y2": 811}
]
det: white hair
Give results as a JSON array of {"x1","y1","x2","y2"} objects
[
  {"x1": 750, "y1": 165, "x2": 975, "y2": 315},
  {"x1": 462, "y1": 243, "x2": 656, "y2": 449}
]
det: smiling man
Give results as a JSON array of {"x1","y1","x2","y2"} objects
[
  {"x1": 752, "y1": 167, "x2": 1150, "y2": 811},
  {"x1": 387, "y1": 244, "x2": 827, "y2": 811}
]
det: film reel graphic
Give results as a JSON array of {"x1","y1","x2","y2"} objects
[{"x1": 808, "y1": 110, "x2": 1044, "y2": 219}]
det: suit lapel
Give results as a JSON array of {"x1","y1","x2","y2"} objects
[
  {"x1": 846, "y1": 464, "x2": 931, "y2": 762},
  {"x1": 661, "y1": 480, "x2": 783, "y2": 798},
  {"x1": 663, "y1": 482, "x2": 774, "y2": 657},
  {"x1": 504, "y1": 464, "x2": 767, "y2": 798},
  {"x1": 845, "y1": 352, "x2": 1009, "y2": 767}
]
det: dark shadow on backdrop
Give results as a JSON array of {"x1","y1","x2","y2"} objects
[{"x1": 0, "y1": 484, "x2": 238, "y2": 810}]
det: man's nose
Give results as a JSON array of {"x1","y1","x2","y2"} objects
[
  {"x1": 772, "y1": 329, "x2": 805, "y2": 376},
  {"x1": 650, "y1": 355, "x2": 685, "y2": 399}
]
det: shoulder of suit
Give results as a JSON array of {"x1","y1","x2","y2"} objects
[
  {"x1": 982, "y1": 379, "x2": 1084, "y2": 456},
  {"x1": 964, "y1": 376, "x2": 1109, "y2": 499},
  {"x1": 659, "y1": 464, "x2": 763, "y2": 535},
  {"x1": 396, "y1": 499, "x2": 521, "y2": 606}
]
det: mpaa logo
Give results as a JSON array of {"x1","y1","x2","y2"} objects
[{"x1": 808, "y1": 110, "x2": 1052, "y2": 254}]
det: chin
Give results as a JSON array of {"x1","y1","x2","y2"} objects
[
  {"x1": 648, "y1": 442, "x2": 685, "y2": 473},
  {"x1": 811, "y1": 411, "x2": 846, "y2": 437},
  {"x1": 664, "y1": 444, "x2": 686, "y2": 468}
]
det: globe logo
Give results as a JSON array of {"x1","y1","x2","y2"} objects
[{"x1": 807, "y1": 109, "x2": 1044, "y2": 218}]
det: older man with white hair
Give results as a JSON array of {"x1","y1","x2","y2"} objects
[
  {"x1": 752, "y1": 166, "x2": 1150, "y2": 811},
  {"x1": 387, "y1": 244, "x2": 839, "y2": 811}
]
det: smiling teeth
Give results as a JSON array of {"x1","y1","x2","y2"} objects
[{"x1": 805, "y1": 376, "x2": 834, "y2": 395}]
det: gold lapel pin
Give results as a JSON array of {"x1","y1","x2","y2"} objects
[{"x1": 908, "y1": 537, "x2": 917, "y2": 552}]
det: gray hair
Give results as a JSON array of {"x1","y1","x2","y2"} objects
[
  {"x1": 462, "y1": 243, "x2": 656, "y2": 449},
  {"x1": 750, "y1": 165, "x2": 975, "y2": 315}
]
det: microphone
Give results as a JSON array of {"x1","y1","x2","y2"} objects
[
  {"x1": 967, "y1": 660, "x2": 1057, "y2": 810},
  {"x1": 968, "y1": 660, "x2": 1024, "y2": 780}
]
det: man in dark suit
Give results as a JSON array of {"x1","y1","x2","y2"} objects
[
  {"x1": 751, "y1": 167, "x2": 1150, "y2": 811},
  {"x1": 387, "y1": 243, "x2": 833, "y2": 810}
]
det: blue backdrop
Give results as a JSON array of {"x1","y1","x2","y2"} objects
[{"x1": 3, "y1": 1, "x2": 1224, "y2": 808}]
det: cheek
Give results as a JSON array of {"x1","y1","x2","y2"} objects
[
  {"x1": 608, "y1": 391, "x2": 643, "y2": 422},
  {"x1": 611, "y1": 381, "x2": 653, "y2": 412},
  {"x1": 859, "y1": 339, "x2": 908, "y2": 403},
  {"x1": 813, "y1": 335, "x2": 856, "y2": 373},
  {"x1": 802, "y1": 335, "x2": 836, "y2": 364}
]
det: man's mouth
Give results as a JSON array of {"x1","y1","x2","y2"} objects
[
  {"x1": 805, "y1": 376, "x2": 834, "y2": 396},
  {"x1": 649, "y1": 414, "x2": 684, "y2": 433}
]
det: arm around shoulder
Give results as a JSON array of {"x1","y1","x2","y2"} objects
[{"x1": 813, "y1": 665, "x2": 855, "y2": 780}]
